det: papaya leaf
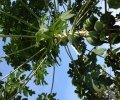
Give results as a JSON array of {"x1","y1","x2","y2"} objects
[
  {"x1": 113, "y1": 47, "x2": 120, "y2": 53},
  {"x1": 29, "y1": 90, "x2": 35, "y2": 96},
  {"x1": 39, "y1": 24, "x2": 49, "y2": 33},
  {"x1": 49, "y1": 18, "x2": 67, "y2": 36},
  {"x1": 110, "y1": 34, "x2": 118, "y2": 44},
  {"x1": 100, "y1": 32, "x2": 106, "y2": 41},
  {"x1": 93, "y1": 47, "x2": 106, "y2": 56},
  {"x1": 23, "y1": 89, "x2": 28, "y2": 97},
  {"x1": 0, "y1": 25, "x2": 3, "y2": 33},
  {"x1": 60, "y1": 10, "x2": 74, "y2": 21}
]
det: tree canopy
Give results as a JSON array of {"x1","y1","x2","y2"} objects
[{"x1": 0, "y1": 0, "x2": 120, "y2": 99}]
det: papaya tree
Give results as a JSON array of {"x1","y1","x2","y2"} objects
[{"x1": 0, "y1": 0, "x2": 120, "y2": 99}]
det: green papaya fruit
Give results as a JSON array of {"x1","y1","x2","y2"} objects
[
  {"x1": 86, "y1": 31, "x2": 103, "y2": 46},
  {"x1": 108, "y1": 0, "x2": 120, "y2": 9},
  {"x1": 113, "y1": 36, "x2": 120, "y2": 44},
  {"x1": 83, "y1": 16, "x2": 98, "y2": 31},
  {"x1": 83, "y1": 24, "x2": 91, "y2": 31},
  {"x1": 86, "y1": 37, "x2": 103, "y2": 46},
  {"x1": 88, "y1": 31, "x2": 99, "y2": 38},
  {"x1": 111, "y1": 25, "x2": 120, "y2": 33},
  {"x1": 89, "y1": 15, "x2": 98, "y2": 24},
  {"x1": 70, "y1": 34, "x2": 81, "y2": 43},
  {"x1": 94, "y1": 20, "x2": 106, "y2": 32},
  {"x1": 110, "y1": 34, "x2": 120, "y2": 44},
  {"x1": 83, "y1": 20, "x2": 93, "y2": 31},
  {"x1": 100, "y1": 12, "x2": 115, "y2": 27}
]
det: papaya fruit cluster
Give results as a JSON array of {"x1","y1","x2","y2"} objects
[
  {"x1": 108, "y1": 0, "x2": 120, "y2": 9},
  {"x1": 83, "y1": 15, "x2": 106, "y2": 46},
  {"x1": 83, "y1": 12, "x2": 120, "y2": 46}
]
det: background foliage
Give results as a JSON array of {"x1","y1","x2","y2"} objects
[{"x1": 0, "y1": 0, "x2": 120, "y2": 99}]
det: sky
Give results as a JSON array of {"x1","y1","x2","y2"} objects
[{"x1": 0, "y1": 0, "x2": 120, "y2": 100}]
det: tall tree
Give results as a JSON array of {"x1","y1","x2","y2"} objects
[{"x1": 0, "y1": 0, "x2": 120, "y2": 99}]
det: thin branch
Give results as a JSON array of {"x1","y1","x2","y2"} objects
[
  {"x1": 76, "y1": 2, "x2": 97, "y2": 26},
  {"x1": 65, "y1": 45, "x2": 81, "y2": 76},
  {"x1": 76, "y1": 2, "x2": 99, "y2": 25},
  {"x1": 8, "y1": 56, "x2": 47, "y2": 100},
  {"x1": 72, "y1": 1, "x2": 85, "y2": 26},
  {"x1": 70, "y1": 44, "x2": 80, "y2": 55},
  {"x1": 62, "y1": 4, "x2": 66, "y2": 12},
  {"x1": 1, "y1": 48, "x2": 45, "y2": 80},
  {"x1": 69, "y1": 39, "x2": 105, "y2": 59},
  {"x1": 24, "y1": 56, "x2": 47, "y2": 86},
  {"x1": 100, "y1": 66, "x2": 114, "y2": 79},
  {"x1": 76, "y1": 9, "x2": 89, "y2": 26},
  {"x1": 0, "y1": 34, "x2": 36, "y2": 38},
  {"x1": 21, "y1": 49, "x2": 47, "y2": 85},
  {"x1": 19, "y1": 0, "x2": 40, "y2": 20},
  {"x1": 72, "y1": 0, "x2": 92, "y2": 31},
  {"x1": 67, "y1": 45, "x2": 74, "y2": 60},
  {"x1": 44, "y1": 0, "x2": 48, "y2": 8},
  {"x1": 47, "y1": 15, "x2": 51, "y2": 25},
  {"x1": 50, "y1": 66, "x2": 55, "y2": 94},
  {"x1": 0, "y1": 45, "x2": 35, "y2": 59},
  {"x1": 51, "y1": 54, "x2": 60, "y2": 66},
  {"x1": 64, "y1": 45, "x2": 81, "y2": 75},
  {"x1": 86, "y1": 48, "x2": 105, "y2": 58},
  {"x1": 104, "y1": 0, "x2": 107, "y2": 13},
  {"x1": 47, "y1": 7, "x2": 53, "y2": 25},
  {"x1": 22, "y1": 30, "x2": 36, "y2": 34},
  {"x1": 4, "y1": 82, "x2": 7, "y2": 99},
  {"x1": 0, "y1": 9, "x2": 39, "y2": 30},
  {"x1": 63, "y1": 2, "x2": 69, "y2": 8},
  {"x1": 75, "y1": 0, "x2": 91, "y2": 24},
  {"x1": 64, "y1": 45, "x2": 73, "y2": 60},
  {"x1": 54, "y1": 0, "x2": 57, "y2": 12}
]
